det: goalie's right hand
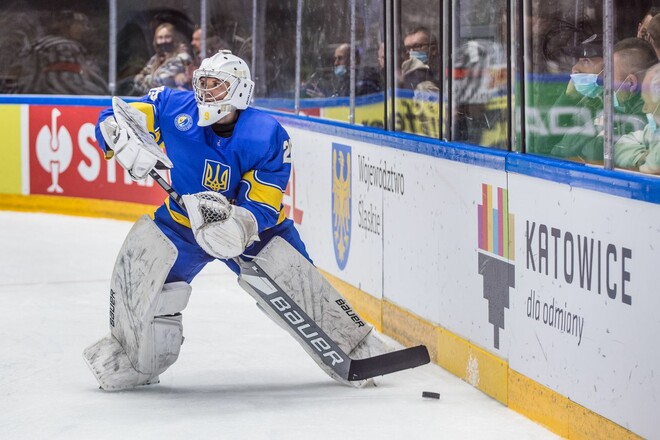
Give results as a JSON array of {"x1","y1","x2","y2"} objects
[{"x1": 99, "y1": 116, "x2": 161, "y2": 181}]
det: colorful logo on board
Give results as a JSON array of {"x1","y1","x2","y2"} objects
[
  {"x1": 477, "y1": 183, "x2": 516, "y2": 349},
  {"x1": 332, "y1": 143, "x2": 352, "y2": 270}
]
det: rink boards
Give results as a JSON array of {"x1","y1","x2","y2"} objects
[
  {"x1": 0, "y1": 98, "x2": 658, "y2": 439},
  {"x1": 280, "y1": 117, "x2": 658, "y2": 439}
]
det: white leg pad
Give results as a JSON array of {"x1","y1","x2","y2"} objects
[
  {"x1": 83, "y1": 216, "x2": 192, "y2": 390},
  {"x1": 83, "y1": 334, "x2": 162, "y2": 390},
  {"x1": 240, "y1": 237, "x2": 392, "y2": 387}
]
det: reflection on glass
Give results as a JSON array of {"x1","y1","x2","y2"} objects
[
  {"x1": 614, "y1": 61, "x2": 660, "y2": 175},
  {"x1": 354, "y1": 0, "x2": 385, "y2": 128},
  {"x1": 523, "y1": 0, "x2": 655, "y2": 170},
  {"x1": 301, "y1": 43, "x2": 380, "y2": 98},
  {"x1": 131, "y1": 22, "x2": 194, "y2": 95},
  {"x1": 396, "y1": 1, "x2": 441, "y2": 137},
  {"x1": 296, "y1": 0, "x2": 383, "y2": 124},
  {"x1": 245, "y1": 0, "x2": 297, "y2": 114},
  {"x1": 451, "y1": 0, "x2": 508, "y2": 149},
  {"x1": 205, "y1": 2, "x2": 252, "y2": 66},
  {"x1": 115, "y1": 5, "x2": 196, "y2": 96},
  {"x1": 524, "y1": 2, "x2": 603, "y2": 158},
  {"x1": 298, "y1": 0, "x2": 336, "y2": 109},
  {"x1": 0, "y1": 5, "x2": 109, "y2": 95}
]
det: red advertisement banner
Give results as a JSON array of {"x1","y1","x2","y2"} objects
[{"x1": 28, "y1": 105, "x2": 166, "y2": 205}]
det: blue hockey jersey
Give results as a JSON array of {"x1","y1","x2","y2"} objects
[{"x1": 95, "y1": 86, "x2": 291, "y2": 233}]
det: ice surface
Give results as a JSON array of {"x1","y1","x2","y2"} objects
[{"x1": 0, "y1": 211, "x2": 559, "y2": 440}]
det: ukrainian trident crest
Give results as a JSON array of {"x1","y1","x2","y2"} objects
[
  {"x1": 332, "y1": 143, "x2": 351, "y2": 269},
  {"x1": 202, "y1": 159, "x2": 230, "y2": 192}
]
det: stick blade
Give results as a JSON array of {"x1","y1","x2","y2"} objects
[{"x1": 347, "y1": 345, "x2": 430, "y2": 381}]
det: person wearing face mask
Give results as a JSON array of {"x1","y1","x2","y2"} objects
[
  {"x1": 331, "y1": 43, "x2": 351, "y2": 95},
  {"x1": 550, "y1": 37, "x2": 656, "y2": 163},
  {"x1": 615, "y1": 61, "x2": 660, "y2": 174},
  {"x1": 400, "y1": 26, "x2": 439, "y2": 91},
  {"x1": 132, "y1": 22, "x2": 193, "y2": 95},
  {"x1": 561, "y1": 34, "x2": 605, "y2": 100},
  {"x1": 301, "y1": 43, "x2": 381, "y2": 98}
]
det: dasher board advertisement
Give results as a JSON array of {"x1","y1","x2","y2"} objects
[
  {"x1": 508, "y1": 174, "x2": 659, "y2": 439},
  {"x1": 28, "y1": 105, "x2": 165, "y2": 205}
]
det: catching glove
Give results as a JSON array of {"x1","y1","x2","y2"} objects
[{"x1": 182, "y1": 191, "x2": 259, "y2": 259}]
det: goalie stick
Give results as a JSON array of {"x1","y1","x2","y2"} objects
[
  {"x1": 113, "y1": 96, "x2": 431, "y2": 380},
  {"x1": 148, "y1": 169, "x2": 185, "y2": 211}
]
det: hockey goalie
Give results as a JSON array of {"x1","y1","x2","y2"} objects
[{"x1": 83, "y1": 50, "x2": 428, "y2": 391}]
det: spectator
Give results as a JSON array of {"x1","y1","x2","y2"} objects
[
  {"x1": 400, "y1": 26, "x2": 439, "y2": 90},
  {"x1": 191, "y1": 26, "x2": 203, "y2": 64},
  {"x1": 332, "y1": 43, "x2": 353, "y2": 96},
  {"x1": 190, "y1": 27, "x2": 230, "y2": 66},
  {"x1": 302, "y1": 43, "x2": 380, "y2": 98},
  {"x1": 637, "y1": 7, "x2": 660, "y2": 40},
  {"x1": 14, "y1": 10, "x2": 108, "y2": 95},
  {"x1": 559, "y1": 34, "x2": 604, "y2": 100},
  {"x1": 551, "y1": 37, "x2": 657, "y2": 162},
  {"x1": 377, "y1": 42, "x2": 385, "y2": 72},
  {"x1": 615, "y1": 61, "x2": 660, "y2": 174},
  {"x1": 645, "y1": 14, "x2": 660, "y2": 60},
  {"x1": 377, "y1": 41, "x2": 386, "y2": 87},
  {"x1": 132, "y1": 22, "x2": 193, "y2": 94},
  {"x1": 114, "y1": 9, "x2": 195, "y2": 95},
  {"x1": 545, "y1": 33, "x2": 605, "y2": 153}
]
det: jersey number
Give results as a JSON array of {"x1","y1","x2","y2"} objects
[{"x1": 283, "y1": 139, "x2": 292, "y2": 163}]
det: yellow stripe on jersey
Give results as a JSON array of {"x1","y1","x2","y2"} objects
[
  {"x1": 130, "y1": 102, "x2": 163, "y2": 145},
  {"x1": 241, "y1": 170, "x2": 284, "y2": 213},
  {"x1": 165, "y1": 197, "x2": 191, "y2": 228},
  {"x1": 275, "y1": 208, "x2": 287, "y2": 225}
]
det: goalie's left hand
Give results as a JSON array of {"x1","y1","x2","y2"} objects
[
  {"x1": 182, "y1": 191, "x2": 259, "y2": 259},
  {"x1": 99, "y1": 116, "x2": 166, "y2": 181}
]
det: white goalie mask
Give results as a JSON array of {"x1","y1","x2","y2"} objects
[{"x1": 192, "y1": 50, "x2": 255, "y2": 126}]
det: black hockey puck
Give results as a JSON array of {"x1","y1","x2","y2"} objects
[{"x1": 422, "y1": 391, "x2": 440, "y2": 399}]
